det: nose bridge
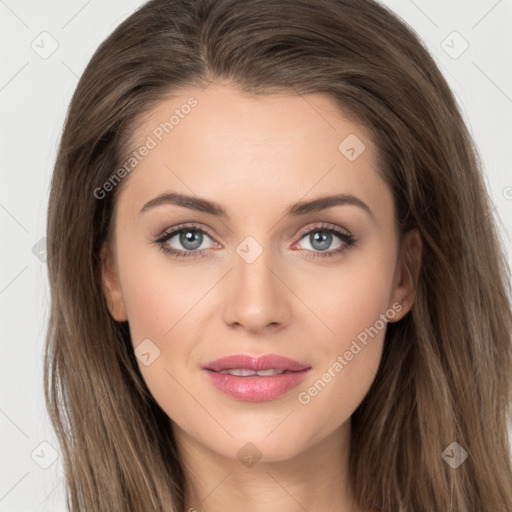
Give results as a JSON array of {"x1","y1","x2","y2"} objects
[{"x1": 223, "y1": 234, "x2": 289, "y2": 330}]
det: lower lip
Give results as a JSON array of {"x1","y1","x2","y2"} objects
[{"x1": 203, "y1": 369, "x2": 311, "y2": 402}]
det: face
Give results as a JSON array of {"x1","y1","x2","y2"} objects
[{"x1": 100, "y1": 82, "x2": 421, "y2": 464}]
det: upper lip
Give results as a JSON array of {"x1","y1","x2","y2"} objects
[{"x1": 203, "y1": 354, "x2": 311, "y2": 372}]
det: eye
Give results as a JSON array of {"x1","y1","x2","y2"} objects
[
  {"x1": 293, "y1": 223, "x2": 357, "y2": 259},
  {"x1": 154, "y1": 223, "x2": 218, "y2": 259},
  {"x1": 153, "y1": 222, "x2": 357, "y2": 260}
]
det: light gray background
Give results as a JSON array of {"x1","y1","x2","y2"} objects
[{"x1": 1, "y1": 1, "x2": 511, "y2": 510}]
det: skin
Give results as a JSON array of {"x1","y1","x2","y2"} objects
[{"x1": 100, "y1": 81, "x2": 422, "y2": 512}]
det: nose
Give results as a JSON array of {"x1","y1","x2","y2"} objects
[{"x1": 221, "y1": 241, "x2": 292, "y2": 334}]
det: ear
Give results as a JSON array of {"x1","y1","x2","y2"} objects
[
  {"x1": 388, "y1": 228, "x2": 423, "y2": 322},
  {"x1": 100, "y1": 242, "x2": 128, "y2": 322}
]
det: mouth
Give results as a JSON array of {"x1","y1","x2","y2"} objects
[{"x1": 202, "y1": 353, "x2": 311, "y2": 402}]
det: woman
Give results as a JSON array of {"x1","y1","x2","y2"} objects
[{"x1": 44, "y1": 0, "x2": 512, "y2": 510}]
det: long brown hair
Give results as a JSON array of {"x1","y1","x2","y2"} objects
[{"x1": 44, "y1": 0, "x2": 512, "y2": 510}]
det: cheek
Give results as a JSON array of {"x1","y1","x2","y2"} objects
[
  {"x1": 302, "y1": 237, "x2": 396, "y2": 348},
  {"x1": 118, "y1": 260, "x2": 201, "y2": 424},
  {"x1": 117, "y1": 232, "x2": 206, "y2": 342},
  {"x1": 116, "y1": 244, "x2": 215, "y2": 406},
  {"x1": 292, "y1": 243, "x2": 396, "y2": 427}
]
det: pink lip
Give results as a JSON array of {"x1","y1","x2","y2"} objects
[
  {"x1": 202, "y1": 354, "x2": 311, "y2": 402},
  {"x1": 203, "y1": 354, "x2": 310, "y2": 372}
]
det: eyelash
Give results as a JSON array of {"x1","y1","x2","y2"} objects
[{"x1": 153, "y1": 222, "x2": 357, "y2": 260}]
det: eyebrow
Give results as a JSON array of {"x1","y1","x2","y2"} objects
[{"x1": 139, "y1": 192, "x2": 374, "y2": 219}]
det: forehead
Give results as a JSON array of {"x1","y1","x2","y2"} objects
[{"x1": 117, "y1": 83, "x2": 391, "y2": 223}]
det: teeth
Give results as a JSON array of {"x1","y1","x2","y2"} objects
[
  {"x1": 218, "y1": 368, "x2": 286, "y2": 376},
  {"x1": 219, "y1": 368, "x2": 256, "y2": 376},
  {"x1": 256, "y1": 369, "x2": 285, "y2": 376}
]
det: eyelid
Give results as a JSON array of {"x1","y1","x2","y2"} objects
[{"x1": 295, "y1": 221, "x2": 352, "y2": 239}]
